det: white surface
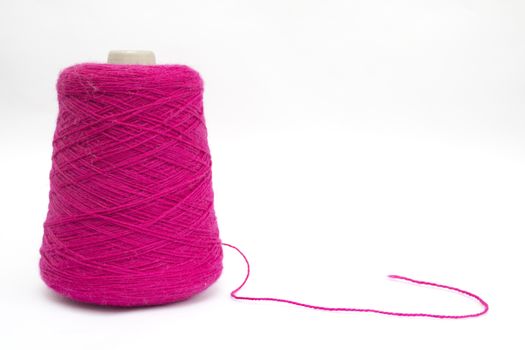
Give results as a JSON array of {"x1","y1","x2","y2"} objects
[
  {"x1": 0, "y1": 1, "x2": 524, "y2": 349},
  {"x1": 107, "y1": 50, "x2": 156, "y2": 65}
]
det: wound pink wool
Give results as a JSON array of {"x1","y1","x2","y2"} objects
[
  {"x1": 40, "y1": 63, "x2": 223, "y2": 306},
  {"x1": 40, "y1": 63, "x2": 488, "y2": 317}
]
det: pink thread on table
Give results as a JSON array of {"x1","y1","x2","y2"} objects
[{"x1": 223, "y1": 243, "x2": 489, "y2": 319}]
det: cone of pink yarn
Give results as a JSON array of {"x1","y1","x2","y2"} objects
[
  {"x1": 39, "y1": 63, "x2": 223, "y2": 306},
  {"x1": 39, "y1": 62, "x2": 489, "y2": 318}
]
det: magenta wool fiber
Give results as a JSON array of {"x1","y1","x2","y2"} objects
[
  {"x1": 40, "y1": 63, "x2": 223, "y2": 306},
  {"x1": 39, "y1": 62, "x2": 488, "y2": 318}
]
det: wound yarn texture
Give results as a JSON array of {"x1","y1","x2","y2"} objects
[{"x1": 40, "y1": 63, "x2": 223, "y2": 306}]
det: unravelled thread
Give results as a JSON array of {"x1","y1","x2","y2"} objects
[
  {"x1": 40, "y1": 62, "x2": 488, "y2": 317},
  {"x1": 223, "y1": 243, "x2": 488, "y2": 319}
]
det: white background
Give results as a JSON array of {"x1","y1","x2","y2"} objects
[{"x1": 1, "y1": 0, "x2": 524, "y2": 349}]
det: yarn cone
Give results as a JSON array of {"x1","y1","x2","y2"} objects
[{"x1": 39, "y1": 64, "x2": 223, "y2": 306}]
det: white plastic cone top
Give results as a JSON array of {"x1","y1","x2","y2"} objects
[{"x1": 107, "y1": 50, "x2": 156, "y2": 65}]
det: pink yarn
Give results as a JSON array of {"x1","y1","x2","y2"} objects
[
  {"x1": 223, "y1": 243, "x2": 489, "y2": 319},
  {"x1": 40, "y1": 63, "x2": 488, "y2": 318},
  {"x1": 40, "y1": 63, "x2": 223, "y2": 306}
]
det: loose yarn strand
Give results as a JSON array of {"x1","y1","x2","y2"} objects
[{"x1": 222, "y1": 243, "x2": 489, "y2": 319}]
